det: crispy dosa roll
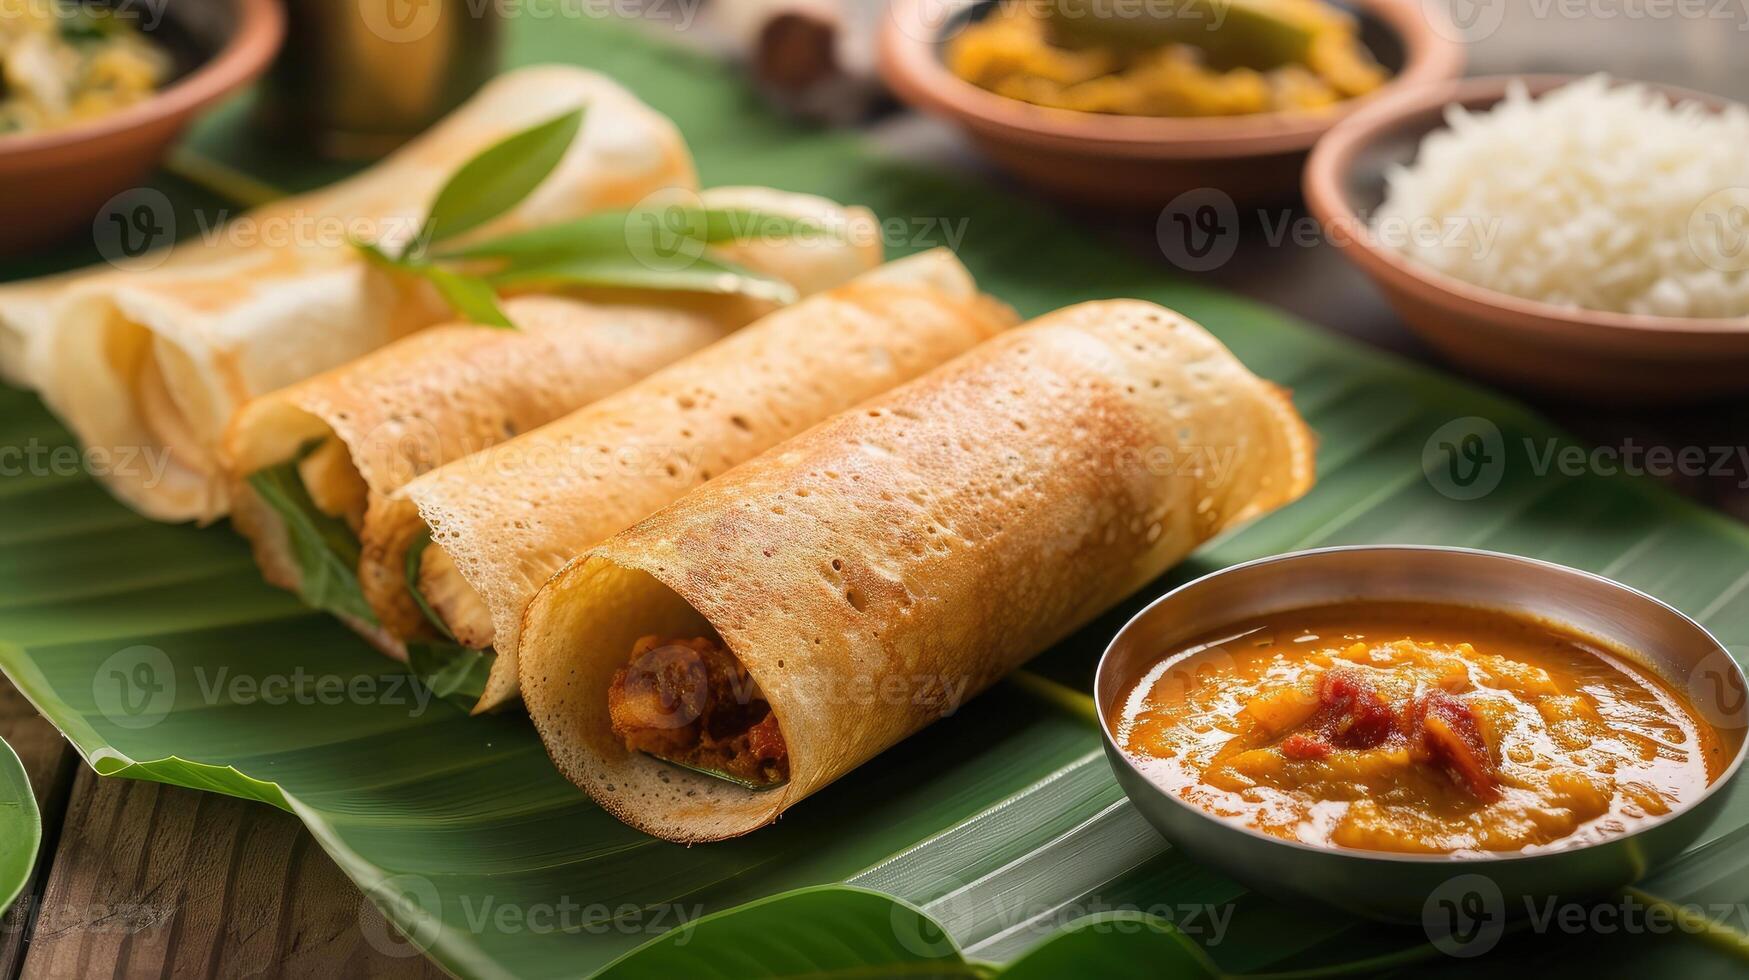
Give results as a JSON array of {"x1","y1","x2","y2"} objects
[
  {"x1": 22, "y1": 65, "x2": 695, "y2": 523},
  {"x1": 220, "y1": 189, "x2": 883, "y2": 656},
  {"x1": 369, "y1": 250, "x2": 1015, "y2": 712},
  {"x1": 519, "y1": 299, "x2": 1316, "y2": 842}
]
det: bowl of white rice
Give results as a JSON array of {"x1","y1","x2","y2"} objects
[{"x1": 1304, "y1": 74, "x2": 1749, "y2": 402}]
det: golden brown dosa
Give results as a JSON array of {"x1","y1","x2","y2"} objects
[
  {"x1": 375, "y1": 250, "x2": 1016, "y2": 712},
  {"x1": 20, "y1": 65, "x2": 694, "y2": 523},
  {"x1": 220, "y1": 188, "x2": 884, "y2": 656},
  {"x1": 519, "y1": 299, "x2": 1316, "y2": 842}
]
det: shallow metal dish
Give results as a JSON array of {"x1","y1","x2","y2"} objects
[{"x1": 1095, "y1": 545, "x2": 1749, "y2": 923}]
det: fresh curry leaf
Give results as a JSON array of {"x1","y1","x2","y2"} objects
[
  {"x1": 404, "y1": 528, "x2": 457, "y2": 642},
  {"x1": 643, "y1": 754, "x2": 788, "y2": 792},
  {"x1": 432, "y1": 206, "x2": 824, "y2": 263},
  {"x1": 414, "y1": 108, "x2": 585, "y2": 253},
  {"x1": 490, "y1": 251, "x2": 798, "y2": 305},
  {"x1": 355, "y1": 240, "x2": 515, "y2": 329},
  {"x1": 246, "y1": 453, "x2": 378, "y2": 625},
  {"x1": 403, "y1": 529, "x2": 494, "y2": 707},
  {"x1": 405, "y1": 642, "x2": 494, "y2": 708},
  {"x1": 419, "y1": 266, "x2": 515, "y2": 329}
]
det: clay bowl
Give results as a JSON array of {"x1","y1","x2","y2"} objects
[
  {"x1": 0, "y1": 0, "x2": 284, "y2": 254},
  {"x1": 1097, "y1": 546, "x2": 1749, "y2": 924},
  {"x1": 878, "y1": 0, "x2": 1463, "y2": 208},
  {"x1": 1304, "y1": 74, "x2": 1749, "y2": 403}
]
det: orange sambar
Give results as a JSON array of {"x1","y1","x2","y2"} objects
[{"x1": 1115, "y1": 602, "x2": 1727, "y2": 855}]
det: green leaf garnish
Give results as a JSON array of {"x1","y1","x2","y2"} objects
[
  {"x1": 404, "y1": 527, "x2": 456, "y2": 642},
  {"x1": 418, "y1": 266, "x2": 515, "y2": 329},
  {"x1": 245, "y1": 446, "x2": 378, "y2": 625},
  {"x1": 357, "y1": 240, "x2": 514, "y2": 329},
  {"x1": 642, "y1": 753, "x2": 788, "y2": 791},
  {"x1": 412, "y1": 108, "x2": 585, "y2": 254},
  {"x1": 348, "y1": 113, "x2": 828, "y2": 329},
  {"x1": 432, "y1": 207, "x2": 824, "y2": 263},
  {"x1": 491, "y1": 251, "x2": 798, "y2": 305},
  {"x1": 406, "y1": 641, "x2": 494, "y2": 708},
  {"x1": 402, "y1": 527, "x2": 495, "y2": 707}
]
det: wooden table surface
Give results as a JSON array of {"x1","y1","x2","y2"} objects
[{"x1": 3, "y1": 9, "x2": 1748, "y2": 979}]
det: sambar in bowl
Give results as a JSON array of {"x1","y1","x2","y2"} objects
[{"x1": 1096, "y1": 546, "x2": 1747, "y2": 921}]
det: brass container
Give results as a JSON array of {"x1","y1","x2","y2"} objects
[{"x1": 258, "y1": 0, "x2": 502, "y2": 159}]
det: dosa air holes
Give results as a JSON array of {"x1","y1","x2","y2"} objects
[
  {"x1": 845, "y1": 588, "x2": 867, "y2": 612},
  {"x1": 730, "y1": 415, "x2": 751, "y2": 432}
]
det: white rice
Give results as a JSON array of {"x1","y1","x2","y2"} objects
[{"x1": 1373, "y1": 74, "x2": 1749, "y2": 320}]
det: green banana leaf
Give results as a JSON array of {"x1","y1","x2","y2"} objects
[
  {"x1": 5, "y1": 11, "x2": 1749, "y2": 980},
  {"x1": 0, "y1": 735, "x2": 39, "y2": 916},
  {"x1": 592, "y1": 885, "x2": 976, "y2": 979},
  {"x1": 590, "y1": 884, "x2": 1219, "y2": 979}
]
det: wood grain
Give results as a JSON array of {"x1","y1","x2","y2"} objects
[
  {"x1": 0, "y1": 675, "x2": 444, "y2": 980},
  {"x1": 1, "y1": 678, "x2": 75, "y2": 980}
]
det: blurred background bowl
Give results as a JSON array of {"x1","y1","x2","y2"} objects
[
  {"x1": 1304, "y1": 74, "x2": 1749, "y2": 403},
  {"x1": 1096, "y1": 545, "x2": 1749, "y2": 923},
  {"x1": 877, "y1": 0, "x2": 1462, "y2": 208},
  {"x1": 0, "y1": 0, "x2": 283, "y2": 254}
]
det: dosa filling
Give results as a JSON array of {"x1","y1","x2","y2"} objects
[
  {"x1": 1118, "y1": 602, "x2": 1728, "y2": 855},
  {"x1": 246, "y1": 449, "x2": 501, "y2": 698},
  {"x1": 245, "y1": 438, "x2": 376, "y2": 624},
  {"x1": 607, "y1": 635, "x2": 789, "y2": 787}
]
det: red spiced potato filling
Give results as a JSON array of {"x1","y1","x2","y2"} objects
[{"x1": 607, "y1": 635, "x2": 789, "y2": 786}]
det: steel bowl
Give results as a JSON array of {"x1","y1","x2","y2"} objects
[{"x1": 1095, "y1": 545, "x2": 1749, "y2": 923}]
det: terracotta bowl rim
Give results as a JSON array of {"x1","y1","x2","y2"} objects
[
  {"x1": 1303, "y1": 72, "x2": 1749, "y2": 341},
  {"x1": 878, "y1": 0, "x2": 1466, "y2": 160},
  {"x1": 0, "y1": 0, "x2": 285, "y2": 161}
]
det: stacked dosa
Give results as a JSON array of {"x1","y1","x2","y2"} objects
[
  {"x1": 220, "y1": 188, "x2": 883, "y2": 654},
  {"x1": 371, "y1": 250, "x2": 1016, "y2": 711},
  {"x1": 518, "y1": 299, "x2": 1317, "y2": 842},
  {"x1": 8, "y1": 64, "x2": 693, "y2": 522}
]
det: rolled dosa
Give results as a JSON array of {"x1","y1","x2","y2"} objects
[
  {"x1": 518, "y1": 299, "x2": 1316, "y2": 842},
  {"x1": 374, "y1": 249, "x2": 1016, "y2": 712},
  {"x1": 220, "y1": 188, "x2": 883, "y2": 655},
  {"x1": 23, "y1": 65, "x2": 694, "y2": 523}
]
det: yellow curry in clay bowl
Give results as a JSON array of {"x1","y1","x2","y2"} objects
[
  {"x1": 1095, "y1": 546, "x2": 1747, "y2": 921},
  {"x1": 879, "y1": 0, "x2": 1463, "y2": 206}
]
